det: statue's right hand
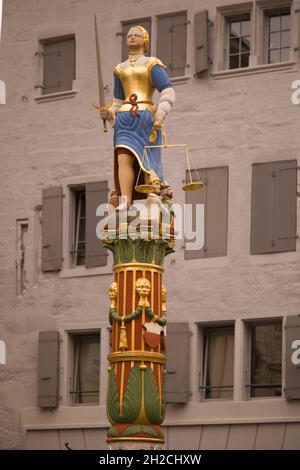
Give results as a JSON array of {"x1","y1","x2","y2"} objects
[{"x1": 99, "y1": 108, "x2": 109, "y2": 120}]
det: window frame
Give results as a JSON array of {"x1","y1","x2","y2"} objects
[
  {"x1": 198, "y1": 322, "x2": 235, "y2": 402},
  {"x1": 35, "y1": 34, "x2": 78, "y2": 103},
  {"x1": 245, "y1": 318, "x2": 283, "y2": 400},
  {"x1": 226, "y1": 13, "x2": 252, "y2": 70},
  {"x1": 59, "y1": 175, "x2": 113, "y2": 279},
  {"x1": 261, "y1": 5, "x2": 292, "y2": 64}
]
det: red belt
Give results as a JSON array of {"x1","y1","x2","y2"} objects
[{"x1": 123, "y1": 93, "x2": 153, "y2": 117}]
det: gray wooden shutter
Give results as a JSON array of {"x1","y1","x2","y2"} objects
[
  {"x1": 185, "y1": 167, "x2": 228, "y2": 259},
  {"x1": 121, "y1": 19, "x2": 151, "y2": 62},
  {"x1": 43, "y1": 42, "x2": 59, "y2": 94},
  {"x1": 251, "y1": 160, "x2": 297, "y2": 254},
  {"x1": 58, "y1": 37, "x2": 75, "y2": 92},
  {"x1": 165, "y1": 323, "x2": 190, "y2": 403},
  {"x1": 171, "y1": 12, "x2": 187, "y2": 77},
  {"x1": 85, "y1": 181, "x2": 108, "y2": 268},
  {"x1": 185, "y1": 168, "x2": 206, "y2": 260},
  {"x1": 195, "y1": 11, "x2": 209, "y2": 76},
  {"x1": 285, "y1": 315, "x2": 300, "y2": 400},
  {"x1": 38, "y1": 331, "x2": 60, "y2": 408},
  {"x1": 274, "y1": 160, "x2": 297, "y2": 252},
  {"x1": 42, "y1": 186, "x2": 63, "y2": 272},
  {"x1": 157, "y1": 13, "x2": 187, "y2": 77}
]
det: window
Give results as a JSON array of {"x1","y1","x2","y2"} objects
[
  {"x1": 251, "y1": 160, "x2": 297, "y2": 254},
  {"x1": 249, "y1": 320, "x2": 282, "y2": 398},
  {"x1": 72, "y1": 188, "x2": 86, "y2": 266},
  {"x1": 228, "y1": 17, "x2": 251, "y2": 69},
  {"x1": 16, "y1": 219, "x2": 29, "y2": 295},
  {"x1": 41, "y1": 36, "x2": 75, "y2": 95},
  {"x1": 185, "y1": 166, "x2": 228, "y2": 259},
  {"x1": 121, "y1": 18, "x2": 151, "y2": 62},
  {"x1": 71, "y1": 333, "x2": 100, "y2": 405},
  {"x1": 266, "y1": 10, "x2": 291, "y2": 64},
  {"x1": 202, "y1": 326, "x2": 234, "y2": 399},
  {"x1": 157, "y1": 11, "x2": 187, "y2": 77},
  {"x1": 69, "y1": 181, "x2": 108, "y2": 268}
]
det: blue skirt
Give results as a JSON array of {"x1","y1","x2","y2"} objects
[{"x1": 114, "y1": 109, "x2": 163, "y2": 180}]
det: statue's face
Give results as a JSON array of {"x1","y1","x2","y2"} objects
[
  {"x1": 136, "y1": 279, "x2": 151, "y2": 297},
  {"x1": 166, "y1": 187, "x2": 173, "y2": 198},
  {"x1": 109, "y1": 282, "x2": 118, "y2": 300},
  {"x1": 127, "y1": 27, "x2": 145, "y2": 50},
  {"x1": 153, "y1": 180, "x2": 161, "y2": 195}
]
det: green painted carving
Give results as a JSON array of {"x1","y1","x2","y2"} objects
[
  {"x1": 102, "y1": 237, "x2": 174, "y2": 267},
  {"x1": 107, "y1": 367, "x2": 142, "y2": 424},
  {"x1": 121, "y1": 424, "x2": 163, "y2": 439},
  {"x1": 106, "y1": 368, "x2": 119, "y2": 424},
  {"x1": 144, "y1": 368, "x2": 165, "y2": 425},
  {"x1": 107, "y1": 426, "x2": 119, "y2": 437}
]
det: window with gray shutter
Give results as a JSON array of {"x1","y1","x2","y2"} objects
[
  {"x1": 248, "y1": 320, "x2": 282, "y2": 397},
  {"x1": 165, "y1": 323, "x2": 190, "y2": 403},
  {"x1": 42, "y1": 36, "x2": 75, "y2": 95},
  {"x1": 121, "y1": 18, "x2": 151, "y2": 62},
  {"x1": 38, "y1": 331, "x2": 60, "y2": 408},
  {"x1": 201, "y1": 326, "x2": 234, "y2": 399},
  {"x1": 86, "y1": 181, "x2": 108, "y2": 268},
  {"x1": 42, "y1": 186, "x2": 63, "y2": 272},
  {"x1": 285, "y1": 315, "x2": 300, "y2": 400},
  {"x1": 70, "y1": 182, "x2": 109, "y2": 268},
  {"x1": 195, "y1": 11, "x2": 209, "y2": 76},
  {"x1": 251, "y1": 160, "x2": 297, "y2": 254},
  {"x1": 185, "y1": 166, "x2": 228, "y2": 260},
  {"x1": 157, "y1": 12, "x2": 188, "y2": 78}
]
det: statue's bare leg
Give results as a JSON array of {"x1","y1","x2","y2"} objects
[{"x1": 118, "y1": 152, "x2": 135, "y2": 208}]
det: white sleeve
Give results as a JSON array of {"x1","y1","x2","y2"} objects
[
  {"x1": 155, "y1": 87, "x2": 176, "y2": 121},
  {"x1": 107, "y1": 98, "x2": 124, "y2": 128}
]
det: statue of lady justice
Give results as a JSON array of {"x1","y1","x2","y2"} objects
[{"x1": 99, "y1": 25, "x2": 175, "y2": 211}]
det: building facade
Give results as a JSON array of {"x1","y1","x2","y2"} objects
[{"x1": 1, "y1": 0, "x2": 300, "y2": 450}]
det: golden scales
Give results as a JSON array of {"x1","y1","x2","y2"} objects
[{"x1": 135, "y1": 126, "x2": 203, "y2": 194}]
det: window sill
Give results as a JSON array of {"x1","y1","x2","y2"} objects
[
  {"x1": 170, "y1": 75, "x2": 191, "y2": 85},
  {"x1": 212, "y1": 61, "x2": 297, "y2": 79},
  {"x1": 59, "y1": 264, "x2": 113, "y2": 279},
  {"x1": 35, "y1": 89, "x2": 78, "y2": 103}
]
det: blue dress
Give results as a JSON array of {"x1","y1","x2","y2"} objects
[{"x1": 113, "y1": 63, "x2": 172, "y2": 195}]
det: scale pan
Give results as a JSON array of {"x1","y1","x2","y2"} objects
[
  {"x1": 182, "y1": 181, "x2": 204, "y2": 191},
  {"x1": 135, "y1": 184, "x2": 155, "y2": 194}
]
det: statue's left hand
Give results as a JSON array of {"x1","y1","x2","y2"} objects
[{"x1": 153, "y1": 115, "x2": 163, "y2": 130}]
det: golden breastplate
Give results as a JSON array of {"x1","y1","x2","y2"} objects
[{"x1": 116, "y1": 63, "x2": 156, "y2": 113}]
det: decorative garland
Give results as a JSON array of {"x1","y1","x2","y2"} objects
[{"x1": 109, "y1": 306, "x2": 167, "y2": 326}]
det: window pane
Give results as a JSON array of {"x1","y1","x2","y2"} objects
[
  {"x1": 229, "y1": 54, "x2": 240, "y2": 69},
  {"x1": 74, "y1": 191, "x2": 86, "y2": 266},
  {"x1": 241, "y1": 20, "x2": 250, "y2": 37},
  {"x1": 230, "y1": 37, "x2": 240, "y2": 54},
  {"x1": 281, "y1": 47, "x2": 290, "y2": 62},
  {"x1": 204, "y1": 328, "x2": 234, "y2": 399},
  {"x1": 240, "y1": 53, "x2": 250, "y2": 68},
  {"x1": 241, "y1": 36, "x2": 250, "y2": 53},
  {"x1": 250, "y1": 322, "x2": 282, "y2": 398},
  {"x1": 281, "y1": 13, "x2": 290, "y2": 31},
  {"x1": 269, "y1": 49, "x2": 280, "y2": 64},
  {"x1": 269, "y1": 31, "x2": 280, "y2": 49},
  {"x1": 230, "y1": 21, "x2": 240, "y2": 38},
  {"x1": 269, "y1": 15, "x2": 280, "y2": 32},
  {"x1": 75, "y1": 335, "x2": 100, "y2": 404},
  {"x1": 281, "y1": 30, "x2": 290, "y2": 48}
]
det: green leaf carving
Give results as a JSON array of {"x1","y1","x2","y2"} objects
[
  {"x1": 107, "y1": 426, "x2": 119, "y2": 437},
  {"x1": 122, "y1": 425, "x2": 162, "y2": 439},
  {"x1": 107, "y1": 367, "x2": 142, "y2": 424},
  {"x1": 144, "y1": 368, "x2": 164, "y2": 425}
]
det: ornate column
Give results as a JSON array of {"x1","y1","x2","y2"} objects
[{"x1": 103, "y1": 235, "x2": 174, "y2": 450}]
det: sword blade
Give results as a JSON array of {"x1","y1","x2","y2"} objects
[{"x1": 94, "y1": 14, "x2": 105, "y2": 106}]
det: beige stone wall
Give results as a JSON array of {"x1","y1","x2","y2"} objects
[{"x1": 0, "y1": 0, "x2": 300, "y2": 449}]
